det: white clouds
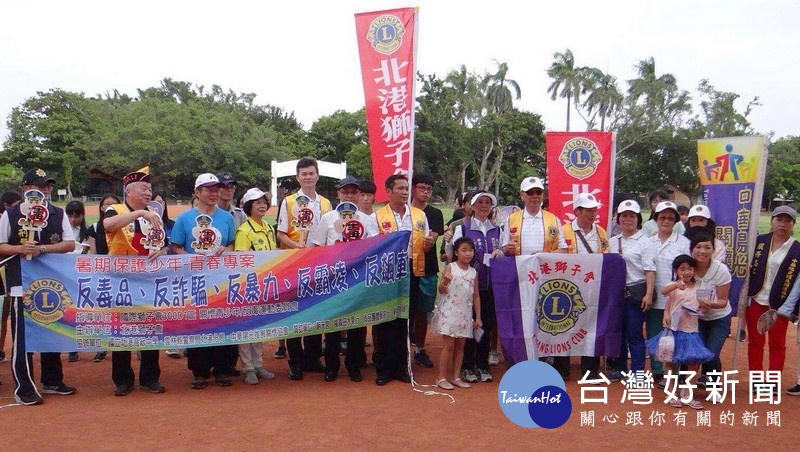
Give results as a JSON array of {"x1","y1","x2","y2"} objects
[{"x1": 1, "y1": 0, "x2": 797, "y2": 142}]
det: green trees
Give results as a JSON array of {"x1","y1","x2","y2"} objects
[{"x1": 546, "y1": 50, "x2": 774, "y2": 202}]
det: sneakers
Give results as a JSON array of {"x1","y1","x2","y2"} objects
[
  {"x1": 191, "y1": 377, "x2": 208, "y2": 389},
  {"x1": 41, "y1": 383, "x2": 76, "y2": 395},
  {"x1": 140, "y1": 381, "x2": 166, "y2": 393},
  {"x1": 274, "y1": 346, "x2": 287, "y2": 359},
  {"x1": 488, "y1": 350, "x2": 500, "y2": 366},
  {"x1": 414, "y1": 349, "x2": 434, "y2": 368},
  {"x1": 255, "y1": 367, "x2": 276, "y2": 380},
  {"x1": 67, "y1": 352, "x2": 80, "y2": 362},
  {"x1": 243, "y1": 370, "x2": 259, "y2": 385},
  {"x1": 93, "y1": 352, "x2": 107, "y2": 362},
  {"x1": 697, "y1": 375, "x2": 707, "y2": 388},
  {"x1": 339, "y1": 340, "x2": 347, "y2": 356},
  {"x1": 165, "y1": 349, "x2": 182, "y2": 359},
  {"x1": 462, "y1": 369, "x2": 478, "y2": 383},
  {"x1": 215, "y1": 374, "x2": 233, "y2": 387},
  {"x1": 607, "y1": 371, "x2": 625, "y2": 382},
  {"x1": 16, "y1": 393, "x2": 44, "y2": 405},
  {"x1": 114, "y1": 384, "x2": 133, "y2": 396},
  {"x1": 786, "y1": 384, "x2": 800, "y2": 396},
  {"x1": 477, "y1": 368, "x2": 493, "y2": 382}
]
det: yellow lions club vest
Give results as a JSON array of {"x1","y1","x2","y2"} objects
[
  {"x1": 507, "y1": 209, "x2": 561, "y2": 255},
  {"x1": 105, "y1": 203, "x2": 139, "y2": 255},
  {"x1": 562, "y1": 224, "x2": 610, "y2": 254},
  {"x1": 375, "y1": 204, "x2": 426, "y2": 277},
  {"x1": 280, "y1": 192, "x2": 332, "y2": 249}
]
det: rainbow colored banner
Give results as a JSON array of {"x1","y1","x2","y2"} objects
[
  {"x1": 21, "y1": 233, "x2": 411, "y2": 352},
  {"x1": 697, "y1": 136, "x2": 768, "y2": 313},
  {"x1": 355, "y1": 7, "x2": 418, "y2": 203}
]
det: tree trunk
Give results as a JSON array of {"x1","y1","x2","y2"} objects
[{"x1": 566, "y1": 94, "x2": 571, "y2": 132}]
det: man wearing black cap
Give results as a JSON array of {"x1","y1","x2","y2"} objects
[
  {"x1": 103, "y1": 166, "x2": 167, "y2": 396},
  {"x1": 216, "y1": 172, "x2": 247, "y2": 229},
  {"x1": 215, "y1": 171, "x2": 245, "y2": 376},
  {"x1": 307, "y1": 177, "x2": 377, "y2": 382},
  {"x1": 0, "y1": 168, "x2": 76, "y2": 405}
]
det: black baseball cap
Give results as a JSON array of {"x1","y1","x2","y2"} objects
[
  {"x1": 22, "y1": 168, "x2": 56, "y2": 186},
  {"x1": 216, "y1": 172, "x2": 238, "y2": 186}
]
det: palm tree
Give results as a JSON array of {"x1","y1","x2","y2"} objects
[
  {"x1": 627, "y1": 57, "x2": 691, "y2": 129},
  {"x1": 486, "y1": 60, "x2": 521, "y2": 115},
  {"x1": 582, "y1": 68, "x2": 623, "y2": 131},
  {"x1": 546, "y1": 49, "x2": 582, "y2": 131}
]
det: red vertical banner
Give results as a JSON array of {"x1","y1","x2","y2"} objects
[
  {"x1": 545, "y1": 132, "x2": 616, "y2": 230},
  {"x1": 355, "y1": 7, "x2": 418, "y2": 203}
]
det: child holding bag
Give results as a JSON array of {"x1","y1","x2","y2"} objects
[{"x1": 646, "y1": 254, "x2": 714, "y2": 409}]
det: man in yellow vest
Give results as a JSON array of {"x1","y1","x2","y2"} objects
[
  {"x1": 562, "y1": 192, "x2": 610, "y2": 381},
  {"x1": 499, "y1": 176, "x2": 567, "y2": 376},
  {"x1": 499, "y1": 176, "x2": 567, "y2": 256},
  {"x1": 103, "y1": 167, "x2": 168, "y2": 396},
  {"x1": 373, "y1": 174, "x2": 434, "y2": 385},
  {"x1": 276, "y1": 157, "x2": 332, "y2": 380}
]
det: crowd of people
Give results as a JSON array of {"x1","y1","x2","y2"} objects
[{"x1": 0, "y1": 162, "x2": 798, "y2": 409}]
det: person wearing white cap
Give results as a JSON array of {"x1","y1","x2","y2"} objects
[
  {"x1": 499, "y1": 176, "x2": 567, "y2": 258},
  {"x1": 233, "y1": 187, "x2": 278, "y2": 385},
  {"x1": 444, "y1": 191, "x2": 504, "y2": 384},
  {"x1": 605, "y1": 200, "x2": 653, "y2": 381},
  {"x1": 562, "y1": 192, "x2": 609, "y2": 380},
  {"x1": 307, "y1": 177, "x2": 377, "y2": 383},
  {"x1": 746, "y1": 205, "x2": 800, "y2": 393},
  {"x1": 171, "y1": 172, "x2": 237, "y2": 389},
  {"x1": 684, "y1": 204, "x2": 726, "y2": 262},
  {"x1": 641, "y1": 201, "x2": 690, "y2": 383}
]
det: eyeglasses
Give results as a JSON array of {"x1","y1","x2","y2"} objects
[
  {"x1": 414, "y1": 185, "x2": 433, "y2": 193},
  {"x1": 525, "y1": 189, "x2": 544, "y2": 196},
  {"x1": 658, "y1": 216, "x2": 677, "y2": 222},
  {"x1": 339, "y1": 188, "x2": 359, "y2": 195}
]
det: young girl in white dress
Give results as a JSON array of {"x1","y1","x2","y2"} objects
[{"x1": 432, "y1": 237, "x2": 482, "y2": 389}]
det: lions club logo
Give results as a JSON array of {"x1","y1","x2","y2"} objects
[
  {"x1": 366, "y1": 14, "x2": 405, "y2": 55},
  {"x1": 536, "y1": 279, "x2": 586, "y2": 336},
  {"x1": 23, "y1": 279, "x2": 72, "y2": 325},
  {"x1": 558, "y1": 137, "x2": 602, "y2": 180}
]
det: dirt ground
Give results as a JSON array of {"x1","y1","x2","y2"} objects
[
  {"x1": 5, "y1": 203, "x2": 796, "y2": 449},
  {"x1": 0, "y1": 322, "x2": 797, "y2": 451}
]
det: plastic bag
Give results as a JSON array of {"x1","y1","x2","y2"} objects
[{"x1": 656, "y1": 329, "x2": 675, "y2": 363}]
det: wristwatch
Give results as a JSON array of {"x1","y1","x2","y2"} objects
[{"x1": 38, "y1": 246, "x2": 47, "y2": 254}]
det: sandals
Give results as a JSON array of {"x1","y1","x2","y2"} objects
[
  {"x1": 686, "y1": 399, "x2": 704, "y2": 410},
  {"x1": 668, "y1": 397, "x2": 704, "y2": 410},
  {"x1": 436, "y1": 378, "x2": 454, "y2": 390},
  {"x1": 452, "y1": 378, "x2": 472, "y2": 389}
]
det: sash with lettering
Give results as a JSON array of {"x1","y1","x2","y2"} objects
[
  {"x1": 747, "y1": 233, "x2": 800, "y2": 312},
  {"x1": 698, "y1": 136, "x2": 768, "y2": 313},
  {"x1": 20, "y1": 233, "x2": 410, "y2": 352},
  {"x1": 355, "y1": 7, "x2": 418, "y2": 203},
  {"x1": 491, "y1": 253, "x2": 625, "y2": 363},
  {"x1": 545, "y1": 132, "x2": 615, "y2": 230}
]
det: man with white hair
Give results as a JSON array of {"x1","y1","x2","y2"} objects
[{"x1": 103, "y1": 166, "x2": 168, "y2": 396}]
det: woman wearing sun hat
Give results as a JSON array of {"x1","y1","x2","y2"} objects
[{"x1": 642, "y1": 201, "x2": 690, "y2": 382}]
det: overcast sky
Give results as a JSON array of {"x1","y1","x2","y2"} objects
[{"x1": 1, "y1": 0, "x2": 797, "y2": 147}]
